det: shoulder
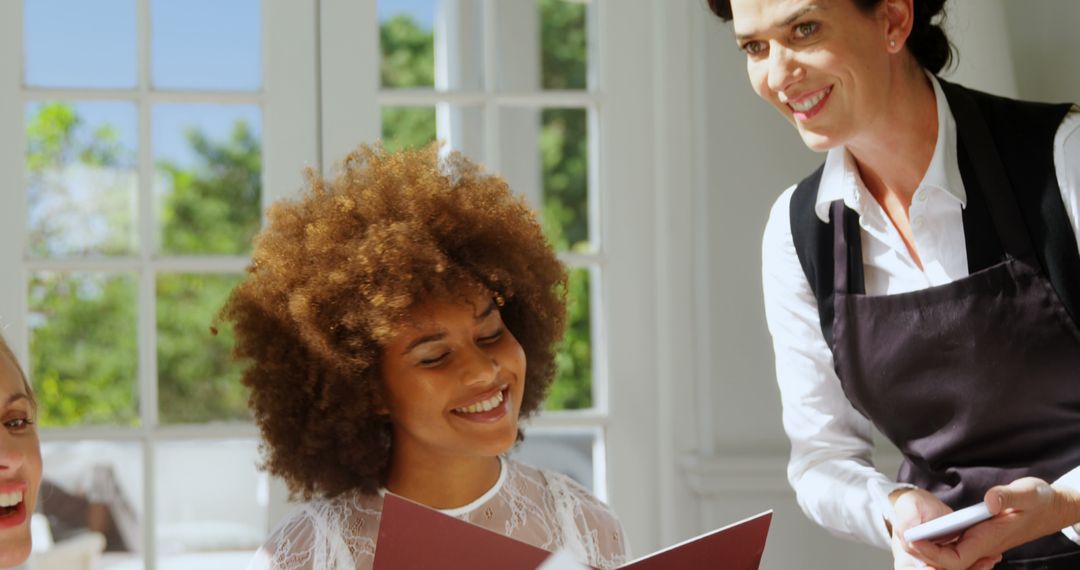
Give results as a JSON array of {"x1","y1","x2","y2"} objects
[
  {"x1": 1054, "y1": 108, "x2": 1080, "y2": 244},
  {"x1": 253, "y1": 492, "x2": 381, "y2": 570},
  {"x1": 275, "y1": 490, "x2": 382, "y2": 528},
  {"x1": 528, "y1": 463, "x2": 622, "y2": 529},
  {"x1": 506, "y1": 460, "x2": 629, "y2": 567},
  {"x1": 1056, "y1": 107, "x2": 1080, "y2": 160},
  {"x1": 763, "y1": 184, "x2": 798, "y2": 250},
  {"x1": 762, "y1": 184, "x2": 803, "y2": 282},
  {"x1": 506, "y1": 459, "x2": 618, "y2": 521}
]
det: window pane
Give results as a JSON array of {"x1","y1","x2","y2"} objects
[
  {"x1": 540, "y1": 0, "x2": 588, "y2": 90},
  {"x1": 380, "y1": 0, "x2": 484, "y2": 90},
  {"x1": 542, "y1": 108, "x2": 589, "y2": 252},
  {"x1": 547, "y1": 267, "x2": 592, "y2": 410},
  {"x1": 157, "y1": 273, "x2": 250, "y2": 424},
  {"x1": 154, "y1": 440, "x2": 265, "y2": 566},
  {"x1": 29, "y1": 272, "x2": 139, "y2": 427},
  {"x1": 153, "y1": 104, "x2": 262, "y2": 255},
  {"x1": 381, "y1": 106, "x2": 436, "y2": 151},
  {"x1": 37, "y1": 441, "x2": 144, "y2": 566},
  {"x1": 24, "y1": 0, "x2": 137, "y2": 89},
  {"x1": 26, "y1": 101, "x2": 139, "y2": 257},
  {"x1": 381, "y1": 105, "x2": 485, "y2": 156},
  {"x1": 151, "y1": 0, "x2": 262, "y2": 91},
  {"x1": 496, "y1": 106, "x2": 590, "y2": 252},
  {"x1": 511, "y1": 428, "x2": 598, "y2": 491}
]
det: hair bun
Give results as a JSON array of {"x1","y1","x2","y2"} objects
[{"x1": 909, "y1": 0, "x2": 953, "y2": 73}]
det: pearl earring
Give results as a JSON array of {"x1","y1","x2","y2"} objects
[{"x1": 889, "y1": 39, "x2": 897, "y2": 48}]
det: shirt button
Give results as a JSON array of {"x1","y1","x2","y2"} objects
[
  {"x1": 917, "y1": 191, "x2": 929, "y2": 202},
  {"x1": 912, "y1": 217, "x2": 925, "y2": 230}
]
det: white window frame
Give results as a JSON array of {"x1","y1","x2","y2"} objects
[{"x1": 0, "y1": 1, "x2": 317, "y2": 568}]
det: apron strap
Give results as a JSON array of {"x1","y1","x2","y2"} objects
[{"x1": 832, "y1": 201, "x2": 865, "y2": 295}]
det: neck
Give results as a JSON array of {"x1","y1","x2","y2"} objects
[
  {"x1": 846, "y1": 64, "x2": 938, "y2": 208},
  {"x1": 385, "y1": 445, "x2": 502, "y2": 510}
]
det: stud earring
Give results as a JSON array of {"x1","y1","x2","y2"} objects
[{"x1": 889, "y1": 39, "x2": 897, "y2": 48}]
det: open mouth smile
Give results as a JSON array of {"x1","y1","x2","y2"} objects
[
  {"x1": 786, "y1": 86, "x2": 832, "y2": 120},
  {"x1": 0, "y1": 489, "x2": 27, "y2": 529},
  {"x1": 451, "y1": 386, "x2": 510, "y2": 423}
]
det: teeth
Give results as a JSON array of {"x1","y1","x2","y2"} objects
[
  {"x1": 790, "y1": 89, "x2": 828, "y2": 112},
  {"x1": 455, "y1": 390, "x2": 505, "y2": 414},
  {"x1": 0, "y1": 491, "x2": 22, "y2": 508}
]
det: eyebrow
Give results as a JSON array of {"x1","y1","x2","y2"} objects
[
  {"x1": 475, "y1": 301, "x2": 497, "y2": 320},
  {"x1": 735, "y1": 5, "x2": 820, "y2": 40},
  {"x1": 4, "y1": 393, "x2": 30, "y2": 407},
  {"x1": 401, "y1": 301, "x2": 500, "y2": 354},
  {"x1": 403, "y1": 332, "x2": 447, "y2": 354}
]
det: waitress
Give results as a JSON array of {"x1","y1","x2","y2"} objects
[{"x1": 707, "y1": 0, "x2": 1080, "y2": 568}]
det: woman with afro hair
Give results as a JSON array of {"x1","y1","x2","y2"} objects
[{"x1": 227, "y1": 144, "x2": 627, "y2": 570}]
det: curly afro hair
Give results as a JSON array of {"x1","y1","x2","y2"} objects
[{"x1": 220, "y1": 144, "x2": 567, "y2": 500}]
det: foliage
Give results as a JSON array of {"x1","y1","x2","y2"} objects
[
  {"x1": 538, "y1": 0, "x2": 592, "y2": 409},
  {"x1": 156, "y1": 274, "x2": 249, "y2": 424},
  {"x1": 29, "y1": 273, "x2": 139, "y2": 426},
  {"x1": 25, "y1": 102, "x2": 135, "y2": 257},
  {"x1": 380, "y1": 14, "x2": 435, "y2": 88},
  {"x1": 157, "y1": 123, "x2": 262, "y2": 255},
  {"x1": 381, "y1": 106, "x2": 437, "y2": 152},
  {"x1": 27, "y1": 105, "x2": 257, "y2": 426}
]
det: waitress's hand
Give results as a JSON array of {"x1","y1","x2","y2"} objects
[
  {"x1": 909, "y1": 477, "x2": 1080, "y2": 569},
  {"x1": 889, "y1": 488, "x2": 1001, "y2": 570}
]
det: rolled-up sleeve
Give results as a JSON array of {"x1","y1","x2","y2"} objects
[{"x1": 761, "y1": 185, "x2": 906, "y2": 549}]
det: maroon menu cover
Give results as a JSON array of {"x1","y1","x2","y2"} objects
[
  {"x1": 373, "y1": 493, "x2": 772, "y2": 570},
  {"x1": 619, "y1": 511, "x2": 772, "y2": 570}
]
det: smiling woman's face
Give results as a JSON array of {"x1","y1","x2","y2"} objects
[
  {"x1": 0, "y1": 350, "x2": 41, "y2": 569},
  {"x1": 380, "y1": 293, "x2": 527, "y2": 465},
  {"x1": 731, "y1": 0, "x2": 896, "y2": 151}
]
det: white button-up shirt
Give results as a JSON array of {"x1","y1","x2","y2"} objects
[{"x1": 761, "y1": 75, "x2": 1080, "y2": 549}]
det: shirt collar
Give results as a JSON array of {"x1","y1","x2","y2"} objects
[{"x1": 813, "y1": 73, "x2": 968, "y2": 223}]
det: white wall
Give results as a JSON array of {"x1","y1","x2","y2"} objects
[{"x1": 1002, "y1": 0, "x2": 1080, "y2": 104}]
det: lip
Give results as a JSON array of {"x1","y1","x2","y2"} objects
[
  {"x1": 450, "y1": 384, "x2": 508, "y2": 412},
  {"x1": 449, "y1": 386, "x2": 511, "y2": 424},
  {"x1": 0, "y1": 481, "x2": 27, "y2": 495},
  {"x1": 0, "y1": 499, "x2": 27, "y2": 530},
  {"x1": 785, "y1": 85, "x2": 832, "y2": 121}
]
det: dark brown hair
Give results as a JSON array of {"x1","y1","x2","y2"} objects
[
  {"x1": 220, "y1": 144, "x2": 567, "y2": 500},
  {"x1": 706, "y1": 0, "x2": 953, "y2": 73}
]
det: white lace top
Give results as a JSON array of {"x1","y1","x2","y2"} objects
[{"x1": 247, "y1": 458, "x2": 629, "y2": 570}]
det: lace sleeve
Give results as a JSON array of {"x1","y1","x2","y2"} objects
[
  {"x1": 246, "y1": 495, "x2": 378, "y2": 570},
  {"x1": 543, "y1": 470, "x2": 630, "y2": 570},
  {"x1": 247, "y1": 505, "x2": 319, "y2": 570}
]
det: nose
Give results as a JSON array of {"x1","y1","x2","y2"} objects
[
  {"x1": 459, "y1": 343, "x2": 499, "y2": 387},
  {"x1": 0, "y1": 434, "x2": 26, "y2": 473},
  {"x1": 766, "y1": 43, "x2": 804, "y2": 95}
]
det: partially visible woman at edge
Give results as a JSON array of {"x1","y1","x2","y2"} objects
[
  {"x1": 224, "y1": 144, "x2": 628, "y2": 570},
  {"x1": 707, "y1": 0, "x2": 1080, "y2": 568},
  {"x1": 0, "y1": 334, "x2": 42, "y2": 569}
]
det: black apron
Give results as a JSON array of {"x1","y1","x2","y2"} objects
[{"x1": 824, "y1": 87, "x2": 1080, "y2": 568}]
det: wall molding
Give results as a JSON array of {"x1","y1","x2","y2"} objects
[
  {"x1": 681, "y1": 452, "x2": 791, "y2": 497},
  {"x1": 681, "y1": 449, "x2": 907, "y2": 499}
]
